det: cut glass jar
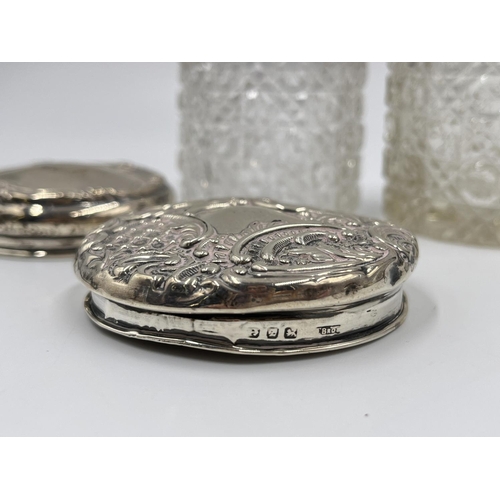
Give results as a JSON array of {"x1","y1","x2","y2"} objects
[
  {"x1": 385, "y1": 62, "x2": 500, "y2": 246},
  {"x1": 179, "y1": 63, "x2": 366, "y2": 212}
]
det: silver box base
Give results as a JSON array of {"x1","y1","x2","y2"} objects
[{"x1": 84, "y1": 292, "x2": 409, "y2": 356}]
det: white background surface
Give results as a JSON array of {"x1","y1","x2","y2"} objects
[{"x1": 0, "y1": 63, "x2": 499, "y2": 436}]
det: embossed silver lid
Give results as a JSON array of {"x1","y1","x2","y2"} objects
[
  {"x1": 76, "y1": 198, "x2": 418, "y2": 355},
  {"x1": 0, "y1": 162, "x2": 173, "y2": 257}
]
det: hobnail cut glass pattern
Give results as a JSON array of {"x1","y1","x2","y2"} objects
[
  {"x1": 179, "y1": 62, "x2": 366, "y2": 211},
  {"x1": 384, "y1": 62, "x2": 500, "y2": 246}
]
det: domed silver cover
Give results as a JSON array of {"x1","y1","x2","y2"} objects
[
  {"x1": 76, "y1": 198, "x2": 418, "y2": 355},
  {"x1": 0, "y1": 162, "x2": 172, "y2": 257}
]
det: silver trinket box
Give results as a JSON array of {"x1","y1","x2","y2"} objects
[
  {"x1": 75, "y1": 198, "x2": 418, "y2": 355},
  {"x1": 0, "y1": 162, "x2": 173, "y2": 257}
]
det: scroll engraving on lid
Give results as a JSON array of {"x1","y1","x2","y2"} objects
[{"x1": 76, "y1": 198, "x2": 418, "y2": 314}]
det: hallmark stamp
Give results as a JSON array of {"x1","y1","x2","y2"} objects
[
  {"x1": 267, "y1": 327, "x2": 279, "y2": 339},
  {"x1": 318, "y1": 325, "x2": 341, "y2": 335},
  {"x1": 284, "y1": 327, "x2": 297, "y2": 339},
  {"x1": 249, "y1": 328, "x2": 260, "y2": 338}
]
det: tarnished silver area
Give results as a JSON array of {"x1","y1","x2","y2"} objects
[
  {"x1": 76, "y1": 198, "x2": 418, "y2": 355},
  {"x1": 0, "y1": 162, "x2": 173, "y2": 257}
]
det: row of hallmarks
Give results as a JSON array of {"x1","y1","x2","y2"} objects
[{"x1": 248, "y1": 324, "x2": 341, "y2": 339}]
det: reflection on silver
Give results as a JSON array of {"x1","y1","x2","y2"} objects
[
  {"x1": 76, "y1": 198, "x2": 418, "y2": 355},
  {"x1": 0, "y1": 162, "x2": 173, "y2": 257}
]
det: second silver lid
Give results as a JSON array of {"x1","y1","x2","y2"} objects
[{"x1": 0, "y1": 161, "x2": 173, "y2": 257}]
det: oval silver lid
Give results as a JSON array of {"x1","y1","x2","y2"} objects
[
  {"x1": 76, "y1": 198, "x2": 418, "y2": 355},
  {"x1": 0, "y1": 162, "x2": 173, "y2": 257}
]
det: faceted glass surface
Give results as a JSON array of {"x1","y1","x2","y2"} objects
[
  {"x1": 384, "y1": 62, "x2": 500, "y2": 246},
  {"x1": 179, "y1": 62, "x2": 366, "y2": 211}
]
